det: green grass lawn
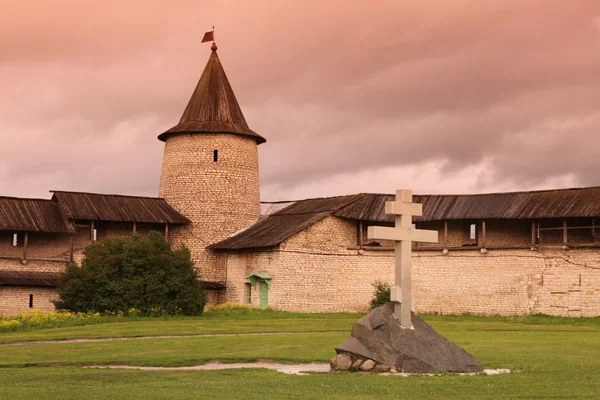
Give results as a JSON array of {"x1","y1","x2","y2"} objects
[
  {"x1": 0, "y1": 316, "x2": 358, "y2": 344},
  {"x1": 0, "y1": 313, "x2": 599, "y2": 399}
]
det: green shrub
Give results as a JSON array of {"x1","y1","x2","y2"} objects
[
  {"x1": 370, "y1": 280, "x2": 391, "y2": 309},
  {"x1": 54, "y1": 231, "x2": 206, "y2": 316}
]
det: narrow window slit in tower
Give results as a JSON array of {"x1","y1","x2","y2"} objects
[
  {"x1": 213, "y1": 149, "x2": 218, "y2": 162},
  {"x1": 29, "y1": 294, "x2": 33, "y2": 308}
]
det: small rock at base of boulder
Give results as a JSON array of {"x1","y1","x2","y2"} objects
[
  {"x1": 389, "y1": 367, "x2": 398, "y2": 374},
  {"x1": 336, "y1": 353, "x2": 353, "y2": 371},
  {"x1": 329, "y1": 356, "x2": 337, "y2": 370},
  {"x1": 376, "y1": 364, "x2": 391, "y2": 373},
  {"x1": 350, "y1": 359, "x2": 363, "y2": 371},
  {"x1": 360, "y1": 359, "x2": 376, "y2": 372}
]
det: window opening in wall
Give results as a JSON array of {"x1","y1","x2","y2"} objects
[
  {"x1": 213, "y1": 149, "x2": 218, "y2": 162},
  {"x1": 29, "y1": 294, "x2": 33, "y2": 308},
  {"x1": 245, "y1": 283, "x2": 251, "y2": 304},
  {"x1": 469, "y1": 224, "x2": 477, "y2": 240},
  {"x1": 12, "y1": 233, "x2": 18, "y2": 247},
  {"x1": 93, "y1": 229, "x2": 97, "y2": 242}
]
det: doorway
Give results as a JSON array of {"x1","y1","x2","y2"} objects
[{"x1": 259, "y1": 281, "x2": 269, "y2": 309}]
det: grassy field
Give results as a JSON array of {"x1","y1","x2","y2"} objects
[{"x1": 0, "y1": 311, "x2": 599, "y2": 399}]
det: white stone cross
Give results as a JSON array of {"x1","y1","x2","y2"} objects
[{"x1": 367, "y1": 189, "x2": 438, "y2": 329}]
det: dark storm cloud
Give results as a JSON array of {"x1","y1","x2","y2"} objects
[{"x1": 0, "y1": 0, "x2": 599, "y2": 200}]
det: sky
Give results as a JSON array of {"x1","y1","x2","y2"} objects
[{"x1": 1, "y1": 0, "x2": 599, "y2": 201}]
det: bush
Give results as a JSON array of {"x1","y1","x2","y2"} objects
[
  {"x1": 54, "y1": 231, "x2": 206, "y2": 316},
  {"x1": 370, "y1": 280, "x2": 391, "y2": 309}
]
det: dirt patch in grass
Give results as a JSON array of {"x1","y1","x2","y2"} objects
[{"x1": 85, "y1": 361, "x2": 511, "y2": 376}]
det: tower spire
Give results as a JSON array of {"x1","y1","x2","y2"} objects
[{"x1": 158, "y1": 41, "x2": 265, "y2": 144}]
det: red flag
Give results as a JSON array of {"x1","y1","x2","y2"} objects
[{"x1": 202, "y1": 31, "x2": 214, "y2": 43}]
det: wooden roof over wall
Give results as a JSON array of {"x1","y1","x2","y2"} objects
[
  {"x1": 0, "y1": 197, "x2": 74, "y2": 233},
  {"x1": 51, "y1": 191, "x2": 190, "y2": 224},
  {"x1": 0, "y1": 191, "x2": 189, "y2": 233},
  {"x1": 211, "y1": 195, "x2": 363, "y2": 250},
  {"x1": 336, "y1": 187, "x2": 600, "y2": 223},
  {"x1": 213, "y1": 186, "x2": 600, "y2": 250},
  {"x1": 0, "y1": 270, "x2": 62, "y2": 287},
  {"x1": 158, "y1": 47, "x2": 266, "y2": 144}
]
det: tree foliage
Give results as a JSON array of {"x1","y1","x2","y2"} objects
[
  {"x1": 370, "y1": 280, "x2": 391, "y2": 309},
  {"x1": 54, "y1": 231, "x2": 206, "y2": 315}
]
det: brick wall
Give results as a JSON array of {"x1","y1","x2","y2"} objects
[
  {"x1": 224, "y1": 216, "x2": 600, "y2": 316},
  {"x1": 0, "y1": 222, "x2": 167, "y2": 263},
  {"x1": 0, "y1": 286, "x2": 58, "y2": 316},
  {"x1": 2, "y1": 211, "x2": 599, "y2": 317},
  {"x1": 0, "y1": 222, "x2": 166, "y2": 316},
  {"x1": 159, "y1": 133, "x2": 261, "y2": 283},
  {"x1": 0, "y1": 231, "x2": 72, "y2": 260},
  {"x1": 283, "y1": 216, "x2": 357, "y2": 251}
]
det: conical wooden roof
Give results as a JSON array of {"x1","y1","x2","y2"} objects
[{"x1": 158, "y1": 45, "x2": 265, "y2": 144}]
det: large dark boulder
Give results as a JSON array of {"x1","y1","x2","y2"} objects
[{"x1": 335, "y1": 303, "x2": 483, "y2": 373}]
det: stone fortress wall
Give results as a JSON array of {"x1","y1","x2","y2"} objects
[
  {"x1": 2, "y1": 212, "x2": 599, "y2": 317},
  {"x1": 0, "y1": 259, "x2": 65, "y2": 316},
  {"x1": 159, "y1": 133, "x2": 260, "y2": 283},
  {"x1": 0, "y1": 222, "x2": 169, "y2": 316},
  {"x1": 225, "y1": 215, "x2": 600, "y2": 316},
  {"x1": 0, "y1": 285, "x2": 59, "y2": 316}
]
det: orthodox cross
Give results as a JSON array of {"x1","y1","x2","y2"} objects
[{"x1": 367, "y1": 189, "x2": 438, "y2": 329}]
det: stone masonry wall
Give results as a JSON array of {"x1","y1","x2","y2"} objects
[
  {"x1": 415, "y1": 221, "x2": 476, "y2": 248},
  {"x1": 0, "y1": 257, "x2": 65, "y2": 317},
  {"x1": 282, "y1": 216, "x2": 357, "y2": 252},
  {"x1": 0, "y1": 231, "x2": 72, "y2": 260},
  {"x1": 0, "y1": 286, "x2": 58, "y2": 316},
  {"x1": 0, "y1": 222, "x2": 164, "y2": 316},
  {"x1": 159, "y1": 133, "x2": 261, "y2": 283},
  {"x1": 413, "y1": 248, "x2": 600, "y2": 317},
  {"x1": 0, "y1": 222, "x2": 164, "y2": 264},
  {"x1": 225, "y1": 216, "x2": 600, "y2": 316}
]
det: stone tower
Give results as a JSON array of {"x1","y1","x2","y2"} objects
[{"x1": 158, "y1": 43, "x2": 266, "y2": 284}]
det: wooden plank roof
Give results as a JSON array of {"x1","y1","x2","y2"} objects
[
  {"x1": 211, "y1": 195, "x2": 363, "y2": 250},
  {"x1": 335, "y1": 187, "x2": 600, "y2": 223},
  {"x1": 0, "y1": 270, "x2": 62, "y2": 287},
  {"x1": 158, "y1": 46, "x2": 266, "y2": 144},
  {"x1": 51, "y1": 191, "x2": 190, "y2": 224},
  {"x1": 0, "y1": 197, "x2": 74, "y2": 233},
  {"x1": 214, "y1": 186, "x2": 600, "y2": 250}
]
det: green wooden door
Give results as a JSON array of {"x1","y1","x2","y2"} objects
[{"x1": 259, "y1": 282, "x2": 269, "y2": 309}]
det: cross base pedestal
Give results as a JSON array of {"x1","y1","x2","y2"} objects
[{"x1": 390, "y1": 286, "x2": 416, "y2": 312}]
